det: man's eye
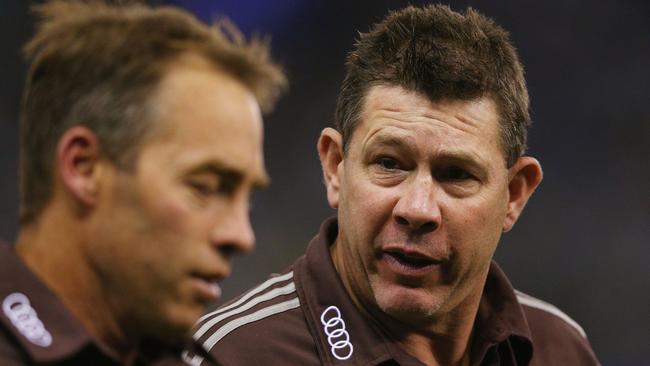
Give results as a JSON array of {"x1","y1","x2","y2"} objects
[
  {"x1": 378, "y1": 157, "x2": 401, "y2": 170},
  {"x1": 188, "y1": 175, "x2": 240, "y2": 197},
  {"x1": 189, "y1": 182, "x2": 218, "y2": 195},
  {"x1": 439, "y1": 166, "x2": 474, "y2": 181}
]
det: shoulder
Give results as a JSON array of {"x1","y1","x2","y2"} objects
[
  {"x1": 189, "y1": 270, "x2": 318, "y2": 365},
  {"x1": 515, "y1": 290, "x2": 600, "y2": 365},
  {"x1": 515, "y1": 289, "x2": 587, "y2": 338}
]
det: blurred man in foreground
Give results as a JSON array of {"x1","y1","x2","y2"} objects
[
  {"x1": 0, "y1": 1, "x2": 285, "y2": 364},
  {"x1": 191, "y1": 5, "x2": 599, "y2": 366}
]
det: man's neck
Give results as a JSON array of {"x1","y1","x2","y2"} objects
[
  {"x1": 392, "y1": 318, "x2": 475, "y2": 366},
  {"x1": 15, "y1": 208, "x2": 137, "y2": 361}
]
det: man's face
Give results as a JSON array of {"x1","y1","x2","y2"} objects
[
  {"x1": 331, "y1": 85, "x2": 511, "y2": 327},
  {"x1": 88, "y1": 55, "x2": 266, "y2": 339}
]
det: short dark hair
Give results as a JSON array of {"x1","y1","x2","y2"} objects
[
  {"x1": 335, "y1": 4, "x2": 529, "y2": 166},
  {"x1": 20, "y1": 0, "x2": 287, "y2": 223}
]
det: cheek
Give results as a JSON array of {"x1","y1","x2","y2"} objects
[
  {"x1": 120, "y1": 190, "x2": 207, "y2": 277},
  {"x1": 342, "y1": 182, "x2": 396, "y2": 239},
  {"x1": 446, "y1": 193, "x2": 508, "y2": 262},
  {"x1": 139, "y1": 186, "x2": 203, "y2": 240},
  {"x1": 151, "y1": 198, "x2": 193, "y2": 234}
]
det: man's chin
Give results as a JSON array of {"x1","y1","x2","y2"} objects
[
  {"x1": 373, "y1": 287, "x2": 446, "y2": 325},
  {"x1": 145, "y1": 305, "x2": 203, "y2": 342}
]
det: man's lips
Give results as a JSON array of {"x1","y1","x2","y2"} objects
[
  {"x1": 383, "y1": 246, "x2": 445, "y2": 263},
  {"x1": 191, "y1": 271, "x2": 226, "y2": 302},
  {"x1": 380, "y1": 246, "x2": 446, "y2": 276}
]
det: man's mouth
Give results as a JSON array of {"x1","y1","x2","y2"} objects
[
  {"x1": 386, "y1": 251, "x2": 436, "y2": 268},
  {"x1": 381, "y1": 248, "x2": 443, "y2": 276},
  {"x1": 191, "y1": 273, "x2": 223, "y2": 301}
]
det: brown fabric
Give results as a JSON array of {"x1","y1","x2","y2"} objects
[
  {"x1": 0, "y1": 242, "x2": 215, "y2": 365},
  {"x1": 193, "y1": 217, "x2": 599, "y2": 365}
]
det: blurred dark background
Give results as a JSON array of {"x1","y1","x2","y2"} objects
[{"x1": 1, "y1": 0, "x2": 648, "y2": 364}]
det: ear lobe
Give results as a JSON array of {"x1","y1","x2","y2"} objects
[
  {"x1": 56, "y1": 126, "x2": 103, "y2": 208},
  {"x1": 503, "y1": 156, "x2": 543, "y2": 232},
  {"x1": 317, "y1": 127, "x2": 344, "y2": 209}
]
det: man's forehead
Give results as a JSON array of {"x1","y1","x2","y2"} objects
[
  {"x1": 354, "y1": 85, "x2": 503, "y2": 148},
  {"x1": 362, "y1": 84, "x2": 498, "y2": 120}
]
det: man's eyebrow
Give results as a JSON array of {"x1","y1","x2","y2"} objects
[
  {"x1": 367, "y1": 134, "x2": 490, "y2": 170},
  {"x1": 437, "y1": 151, "x2": 483, "y2": 166},
  {"x1": 365, "y1": 133, "x2": 415, "y2": 151},
  {"x1": 187, "y1": 162, "x2": 270, "y2": 189}
]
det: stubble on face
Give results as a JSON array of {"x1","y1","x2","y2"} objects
[{"x1": 331, "y1": 85, "x2": 510, "y2": 333}]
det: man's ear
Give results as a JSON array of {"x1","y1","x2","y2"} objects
[
  {"x1": 56, "y1": 126, "x2": 104, "y2": 208},
  {"x1": 318, "y1": 127, "x2": 344, "y2": 209},
  {"x1": 503, "y1": 156, "x2": 543, "y2": 232}
]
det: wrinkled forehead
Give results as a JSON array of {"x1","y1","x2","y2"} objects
[
  {"x1": 344, "y1": 84, "x2": 506, "y2": 161},
  {"x1": 358, "y1": 85, "x2": 500, "y2": 138}
]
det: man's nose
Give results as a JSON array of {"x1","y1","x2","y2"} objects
[
  {"x1": 211, "y1": 196, "x2": 256, "y2": 256},
  {"x1": 392, "y1": 173, "x2": 441, "y2": 234}
]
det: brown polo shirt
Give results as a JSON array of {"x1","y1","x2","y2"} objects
[
  {"x1": 0, "y1": 242, "x2": 215, "y2": 365},
  {"x1": 188, "y1": 217, "x2": 599, "y2": 365}
]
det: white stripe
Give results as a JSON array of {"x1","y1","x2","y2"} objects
[
  {"x1": 515, "y1": 290, "x2": 587, "y2": 338},
  {"x1": 197, "y1": 271, "x2": 293, "y2": 324},
  {"x1": 193, "y1": 281, "x2": 296, "y2": 339},
  {"x1": 202, "y1": 297, "x2": 301, "y2": 351},
  {"x1": 181, "y1": 350, "x2": 204, "y2": 366}
]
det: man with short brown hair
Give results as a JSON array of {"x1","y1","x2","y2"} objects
[
  {"x1": 0, "y1": 1, "x2": 285, "y2": 364},
  {"x1": 192, "y1": 5, "x2": 599, "y2": 365}
]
